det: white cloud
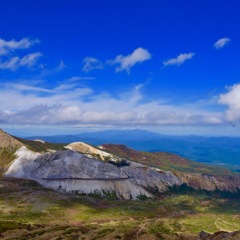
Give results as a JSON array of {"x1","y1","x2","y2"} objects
[
  {"x1": 0, "y1": 37, "x2": 39, "y2": 56},
  {"x1": 0, "y1": 80, "x2": 224, "y2": 127},
  {"x1": 163, "y1": 52, "x2": 195, "y2": 66},
  {"x1": 214, "y1": 38, "x2": 231, "y2": 49},
  {"x1": 0, "y1": 52, "x2": 42, "y2": 70},
  {"x1": 219, "y1": 84, "x2": 240, "y2": 123},
  {"x1": 82, "y1": 57, "x2": 103, "y2": 72},
  {"x1": 110, "y1": 47, "x2": 151, "y2": 73}
]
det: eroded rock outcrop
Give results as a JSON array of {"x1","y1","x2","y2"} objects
[
  {"x1": 65, "y1": 142, "x2": 183, "y2": 194},
  {"x1": 6, "y1": 147, "x2": 152, "y2": 199},
  {"x1": 101, "y1": 143, "x2": 240, "y2": 195},
  {"x1": 122, "y1": 166, "x2": 182, "y2": 192},
  {"x1": 3, "y1": 137, "x2": 240, "y2": 200},
  {"x1": 176, "y1": 172, "x2": 240, "y2": 193}
]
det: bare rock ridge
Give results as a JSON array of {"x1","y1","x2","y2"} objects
[
  {"x1": 6, "y1": 147, "x2": 152, "y2": 199},
  {"x1": 101, "y1": 144, "x2": 240, "y2": 195},
  {"x1": 0, "y1": 129, "x2": 23, "y2": 149},
  {"x1": 176, "y1": 172, "x2": 240, "y2": 193}
]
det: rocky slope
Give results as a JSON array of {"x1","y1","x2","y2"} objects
[
  {"x1": 175, "y1": 172, "x2": 240, "y2": 194},
  {"x1": 0, "y1": 129, "x2": 65, "y2": 176},
  {"x1": 101, "y1": 144, "x2": 240, "y2": 195},
  {"x1": 1, "y1": 129, "x2": 240, "y2": 199},
  {"x1": 6, "y1": 146, "x2": 152, "y2": 199}
]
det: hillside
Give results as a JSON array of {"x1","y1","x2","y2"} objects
[
  {"x1": 101, "y1": 144, "x2": 234, "y2": 176},
  {"x1": 0, "y1": 129, "x2": 65, "y2": 176},
  {"x1": 26, "y1": 130, "x2": 240, "y2": 171},
  {"x1": 1, "y1": 129, "x2": 240, "y2": 198},
  {"x1": 0, "y1": 129, "x2": 23, "y2": 176}
]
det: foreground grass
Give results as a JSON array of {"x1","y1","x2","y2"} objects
[{"x1": 0, "y1": 183, "x2": 240, "y2": 239}]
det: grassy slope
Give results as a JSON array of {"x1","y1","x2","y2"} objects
[
  {"x1": 0, "y1": 148, "x2": 17, "y2": 177},
  {"x1": 102, "y1": 144, "x2": 236, "y2": 176},
  {"x1": 14, "y1": 136, "x2": 66, "y2": 152},
  {"x1": 0, "y1": 178, "x2": 240, "y2": 239}
]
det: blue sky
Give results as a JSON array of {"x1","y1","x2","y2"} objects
[{"x1": 0, "y1": 0, "x2": 240, "y2": 136}]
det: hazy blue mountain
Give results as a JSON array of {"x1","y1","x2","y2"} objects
[{"x1": 26, "y1": 129, "x2": 240, "y2": 170}]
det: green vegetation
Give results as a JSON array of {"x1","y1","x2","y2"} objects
[
  {"x1": 102, "y1": 144, "x2": 237, "y2": 176},
  {"x1": 0, "y1": 147, "x2": 17, "y2": 176},
  {"x1": 0, "y1": 178, "x2": 240, "y2": 239},
  {"x1": 15, "y1": 136, "x2": 66, "y2": 152}
]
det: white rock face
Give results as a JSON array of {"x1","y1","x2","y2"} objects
[
  {"x1": 6, "y1": 146, "x2": 42, "y2": 178},
  {"x1": 122, "y1": 166, "x2": 182, "y2": 192},
  {"x1": 44, "y1": 179, "x2": 151, "y2": 200},
  {"x1": 6, "y1": 149, "x2": 151, "y2": 199},
  {"x1": 5, "y1": 143, "x2": 183, "y2": 199}
]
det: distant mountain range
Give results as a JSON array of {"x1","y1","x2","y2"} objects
[{"x1": 26, "y1": 129, "x2": 240, "y2": 170}]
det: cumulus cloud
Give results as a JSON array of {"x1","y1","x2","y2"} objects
[
  {"x1": 219, "y1": 84, "x2": 240, "y2": 123},
  {"x1": 214, "y1": 38, "x2": 231, "y2": 49},
  {"x1": 82, "y1": 57, "x2": 103, "y2": 72},
  {"x1": 0, "y1": 52, "x2": 42, "y2": 70},
  {"x1": 0, "y1": 37, "x2": 39, "y2": 56},
  {"x1": 163, "y1": 52, "x2": 195, "y2": 66},
  {"x1": 110, "y1": 47, "x2": 151, "y2": 73}
]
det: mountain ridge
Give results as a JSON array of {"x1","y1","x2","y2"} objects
[
  {"x1": 25, "y1": 129, "x2": 240, "y2": 170},
  {"x1": 1, "y1": 129, "x2": 240, "y2": 199}
]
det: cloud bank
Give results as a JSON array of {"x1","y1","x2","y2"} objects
[{"x1": 0, "y1": 80, "x2": 224, "y2": 127}]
